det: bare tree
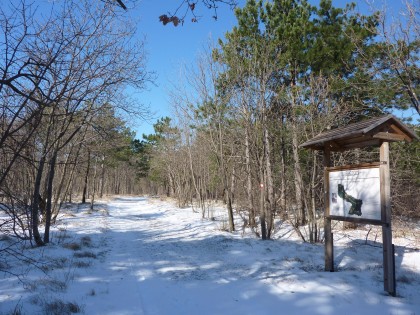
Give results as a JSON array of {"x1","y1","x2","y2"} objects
[
  {"x1": 159, "y1": 0, "x2": 238, "y2": 26},
  {"x1": 0, "y1": 0, "x2": 151, "y2": 245}
]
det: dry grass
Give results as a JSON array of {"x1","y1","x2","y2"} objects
[
  {"x1": 73, "y1": 251, "x2": 97, "y2": 259},
  {"x1": 40, "y1": 257, "x2": 68, "y2": 272},
  {"x1": 80, "y1": 236, "x2": 92, "y2": 247},
  {"x1": 27, "y1": 278, "x2": 68, "y2": 293},
  {"x1": 73, "y1": 261, "x2": 92, "y2": 268},
  {"x1": 62, "y1": 242, "x2": 81, "y2": 251},
  {"x1": 43, "y1": 299, "x2": 82, "y2": 315}
]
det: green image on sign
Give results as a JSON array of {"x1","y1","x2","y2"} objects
[
  {"x1": 337, "y1": 184, "x2": 363, "y2": 216},
  {"x1": 329, "y1": 167, "x2": 380, "y2": 220}
]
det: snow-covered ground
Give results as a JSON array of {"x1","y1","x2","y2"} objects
[{"x1": 1, "y1": 196, "x2": 419, "y2": 315}]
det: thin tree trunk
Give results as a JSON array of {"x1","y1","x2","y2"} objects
[
  {"x1": 90, "y1": 156, "x2": 98, "y2": 211},
  {"x1": 264, "y1": 127, "x2": 275, "y2": 239},
  {"x1": 44, "y1": 150, "x2": 58, "y2": 243},
  {"x1": 52, "y1": 141, "x2": 83, "y2": 223},
  {"x1": 259, "y1": 166, "x2": 267, "y2": 240},
  {"x1": 290, "y1": 77, "x2": 305, "y2": 226},
  {"x1": 217, "y1": 119, "x2": 234, "y2": 232},
  {"x1": 82, "y1": 150, "x2": 90, "y2": 203},
  {"x1": 245, "y1": 127, "x2": 255, "y2": 227},
  {"x1": 99, "y1": 155, "x2": 105, "y2": 198},
  {"x1": 292, "y1": 122, "x2": 305, "y2": 225},
  {"x1": 310, "y1": 151, "x2": 318, "y2": 243},
  {"x1": 279, "y1": 116, "x2": 287, "y2": 219},
  {"x1": 226, "y1": 187, "x2": 235, "y2": 231},
  {"x1": 168, "y1": 170, "x2": 175, "y2": 197},
  {"x1": 51, "y1": 145, "x2": 73, "y2": 222},
  {"x1": 187, "y1": 134, "x2": 203, "y2": 215},
  {"x1": 230, "y1": 166, "x2": 236, "y2": 206},
  {"x1": 32, "y1": 156, "x2": 46, "y2": 246}
]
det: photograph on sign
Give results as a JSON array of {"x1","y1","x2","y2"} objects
[{"x1": 328, "y1": 166, "x2": 381, "y2": 221}]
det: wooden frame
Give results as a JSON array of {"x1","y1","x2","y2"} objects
[
  {"x1": 301, "y1": 115, "x2": 418, "y2": 297},
  {"x1": 324, "y1": 153, "x2": 395, "y2": 295},
  {"x1": 326, "y1": 162, "x2": 382, "y2": 224}
]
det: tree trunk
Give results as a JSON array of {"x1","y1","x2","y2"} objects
[
  {"x1": 292, "y1": 122, "x2": 305, "y2": 225},
  {"x1": 82, "y1": 150, "x2": 90, "y2": 203},
  {"x1": 99, "y1": 154, "x2": 105, "y2": 198},
  {"x1": 279, "y1": 116, "x2": 287, "y2": 219},
  {"x1": 226, "y1": 187, "x2": 235, "y2": 232},
  {"x1": 168, "y1": 170, "x2": 175, "y2": 197},
  {"x1": 245, "y1": 127, "x2": 255, "y2": 227},
  {"x1": 217, "y1": 119, "x2": 234, "y2": 232},
  {"x1": 44, "y1": 150, "x2": 58, "y2": 243},
  {"x1": 51, "y1": 147, "x2": 72, "y2": 222},
  {"x1": 308, "y1": 152, "x2": 318, "y2": 243},
  {"x1": 187, "y1": 134, "x2": 204, "y2": 215},
  {"x1": 52, "y1": 142, "x2": 83, "y2": 223},
  {"x1": 259, "y1": 165, "x2": 267, "y2": 240},
  {"x1": 90, "y1": 156, "x2": 98, "y2": 211},
  {"x1": 264, "y1": 127, "x2": 275, "y2": 239},
  {"x1": 32, "y1": 156, "x2": 46, "y2": 246},
  {"x1": 230, "y1": 166, "x2": 236, "y2": 206}
]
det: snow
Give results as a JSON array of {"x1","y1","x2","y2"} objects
[{"x1": 1, "y1": 196, "x2": 419, "y2": 315}]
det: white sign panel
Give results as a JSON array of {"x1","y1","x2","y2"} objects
[{"x1": 329, "y1": 167, "x2": 381, "y2": 221}]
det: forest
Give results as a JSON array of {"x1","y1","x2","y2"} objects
[{"x1": 0, "y1": 0, "x2": 419, "y2": 246}]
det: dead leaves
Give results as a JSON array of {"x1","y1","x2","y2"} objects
[
  {"x1": 159, "y1": 1, "x2": 199, "y2": 26},
  {"x1": 159, "y1": 15, "x2": 181, "y2": 27}
]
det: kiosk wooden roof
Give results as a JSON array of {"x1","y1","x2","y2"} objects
[
  {"x1": 300, "y1": 114, "x2": 417, "y2": 297},
  {"x1": 300, "y1": 115, "x2": 418, "y2": 151}
]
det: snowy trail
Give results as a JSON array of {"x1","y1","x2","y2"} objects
[
  {"x1": 1, "y1": 196, "x2": 419, "y2": 315},
  {"x1": 77, "y1": 197, "x2": 419, "y2": 315},
  {"x1": 75, "y1": 197, "x2": 292, "y2": 315},
  {"x1": 80, "y1": 197, "x2": 150, "y2": 315}
]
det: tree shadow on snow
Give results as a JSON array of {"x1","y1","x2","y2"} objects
[
  {"x1": 67, "y1": 227, "x2": 419, "y2": 315},
  {"x1": 3, "y1": 197, "x2": 419, "y2": 315}
]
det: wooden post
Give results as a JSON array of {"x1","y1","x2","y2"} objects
[
  {"x1": 380, "y1": 141, "x2": 396, "y2": 296},
  {"x1": 299, "y1": 116, "x2": 418, "y2": 296},
  {"x1": 323, "y1": 148, "x2": 333, "y2": 271}
]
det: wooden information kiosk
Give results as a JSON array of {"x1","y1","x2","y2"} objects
[{"x1": 300, "y1": 115, "x2": 418, "y2": 296}]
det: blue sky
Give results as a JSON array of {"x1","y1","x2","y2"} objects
[
  {"x1": 128, "y1": 0, "x2": 242, "y2": 138},
  {"x1": 126, "y1": 0, "x2": 410, "y2": 139}
]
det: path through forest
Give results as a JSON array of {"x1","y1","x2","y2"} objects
[{"x1": 1, "y1": 197, "x2": 419, "y2": 315}]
